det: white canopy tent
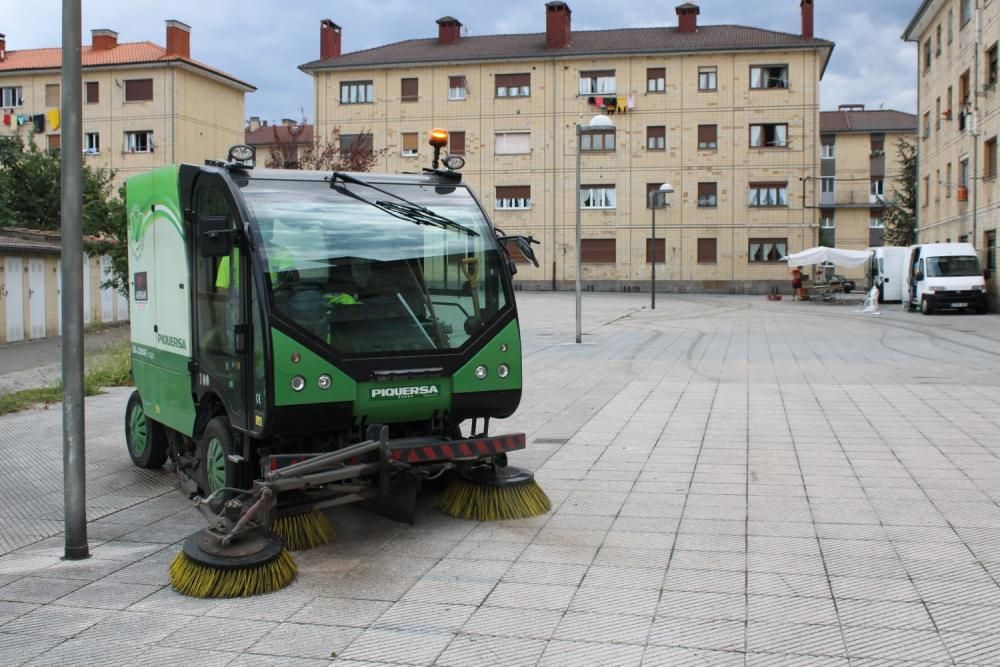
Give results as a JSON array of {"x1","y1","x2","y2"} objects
[{"x1": 783, "y1": 247, "x2": 872, "y2": 268}]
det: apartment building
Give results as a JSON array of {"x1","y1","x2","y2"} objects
[
  {"x1": 904, "y1": 0, "x2": 999, "y2": 304},
  {"x1": 299, "y1": 2, "x2": 834, "y2": 292},
  {"x1": 817, "y1": 105, "x2": 918, "y2": 277},
  {"x1": 0, "y1": 21, "x2": 254, "y2": 186}
]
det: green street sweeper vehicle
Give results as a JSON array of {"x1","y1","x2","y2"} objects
[{"x1": 124, "y1": 136, "x2": 546, "y2": 594}]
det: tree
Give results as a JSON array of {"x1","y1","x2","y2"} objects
[
  {"x1": 882, "y1": 138, "x2": 917, "y2": 247},
  {"x1": 0, "y1": 135, "x2": 128, "y2": 294},
  {"x1": 265, "y1": 127, "x2": 385, "y2": 172}
]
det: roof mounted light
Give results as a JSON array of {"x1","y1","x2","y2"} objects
[
  {"x1": 227, "y1": 144, "x2": 255, "y2": 168},
  {"x1": 442, "y1": 154, "x2": 465, "y2": 171},
  {"x1": 429, "y1": 128, "x2": 449, "y2": 148}
]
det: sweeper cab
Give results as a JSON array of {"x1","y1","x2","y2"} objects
[{"x1": 124, "y1": 133, "x2": 546, "y2": 595}]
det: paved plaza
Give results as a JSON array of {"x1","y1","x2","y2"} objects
[{"x1": 1, "y1": 293, "x2": 1000, "y2": 665}]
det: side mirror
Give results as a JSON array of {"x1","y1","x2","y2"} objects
[
  {"x1": 199, "y1": 216, "x2": 233, "y2": 257},
  {"x1": 914, "y1": 271, "x2": 924, "y2": 282},
  {"x1": 498, "y1": 235, "x2": 541, "y2": 268}
]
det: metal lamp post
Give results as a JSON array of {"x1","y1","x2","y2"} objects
[
  {"x1": 575, "y1": 114, "x2": 615, "y2": 344},
  {"x1": 650, "y1": 183, "x2": 673, "y2": 310}
]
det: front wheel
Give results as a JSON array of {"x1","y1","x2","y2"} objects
[
  {"x1": 195, "y1": 416, "x2": 247, "y2": 498},
  {"x1": 921, "y1": 297, "x2": 934, "y2": 315},
  {"x1": 125, "y1": 390, "x2": 168, "y2": 469}
]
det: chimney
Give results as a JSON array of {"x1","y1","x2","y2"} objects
[
  {"x1": 248, "y1": 116, "x2": 261, "y2": 131},
  {"x1": 437, "y1": 16, "x2": 462, "y2": 45},
  {"x1": 165, "y1": 20, "x2": 191, "y2": 58},
  {"x1": 320, "y1": 19, "x2": 342, "y2": 59},
  {"x1": 801, "y1": 0, "x2": 814, "y2": 39},
  {"x1": 0, "y1": 33, "x2": 5, "y2": 62},
  {"x1": 281, "y1": 118, "x2": 296, "y2": 126},
  {"x1": 676, "y1": 4, "x2": 699, "y2": 33},
  {"x1": 91, "y1": 29, "x2": 118, "y2": 51},
  {"x1": 545, "y1": 2, "x2": 571, "y2": 49}
]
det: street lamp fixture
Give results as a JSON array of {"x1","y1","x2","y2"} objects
[
  {"x1": 650, "y1": 182, "x2": 673, "y2": 310},
  {"x1": 575, "y1": 114, "x2": 615, "y2": 344}
]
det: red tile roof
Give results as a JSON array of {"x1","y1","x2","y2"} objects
[
  {"x1": 300, "y1": 25, "x2": 834, "y2": 72},
  {"x1": 0, "y1": 41, "x2": 255, "y2": 90},
  {"x1": 820, "y1": 110, "x2": 917, "y2": 134},
  {"x1": 245, "y1": 124, "x2": 314, "y2": 147}
]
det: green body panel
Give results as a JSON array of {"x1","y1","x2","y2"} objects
[
  {"x1": 354, "y1": 379, "x2": 452, "y2": 423},
  {"x1": 453, "y1": 320, "x2": 522, "y2": 394},
  {"x1": 131, "y1": 345, "x2": 196, "y2": 437},
  {"x1": 126, "y1": 166, "x2": 196, "y2": 437},
  {"x1": 272, "y1": 328, "x2": 356, "y2": 406}
]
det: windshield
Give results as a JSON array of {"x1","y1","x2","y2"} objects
[
  {"x1": 925, "y1": 255, "x2": 982, "y2": 278},
  {"x1": 241, "y1": 179, "x2": 509, "y2": 355}
]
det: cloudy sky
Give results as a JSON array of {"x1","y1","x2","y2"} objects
[{"x1": 6, "y1": 0, "x2": 920, "y2": 123}]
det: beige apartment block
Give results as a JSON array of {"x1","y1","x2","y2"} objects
[
  {"x1": 0, "y1": 21, "x2": 254, "y2": 188},
  {"x1": 905, "y1": 0, "x2": 1000, "y2": 303},
  {"x1": 817, "y1": 105, "x2": 918, "y2": 280},
  {"x1": 300, "y1": 2, "x2": 834, "y2": 293}
]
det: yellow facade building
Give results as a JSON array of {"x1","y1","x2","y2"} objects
[
  {"x1": 904, "y1": 0, "x2": 999, "y2": 303},
  {"x1": 0, "y1": 21, "x2": 254, "y2": 186},
  {"x1": 817, "y1": 105, "x2": 917, "y2": 279},
  {"x1": 300, "y1": 2, "x2": 834, "y2": 292}
]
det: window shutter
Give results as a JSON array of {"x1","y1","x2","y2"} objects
[
  {"x1": 496, "y1": 186, "x2": 531, "y2": 199},
  {"x1": 449, "y1": 76, "x2": 465, "y2": 89},
  {"x1": 45, "y1": 84, "x2": 60, "y2": 107},
  {"x1": 401, "y1": 78, "x2": 418, "y2": 101},
  {"x1": 698, "y1": 124, "x2": 717, "y2": 143},
  {"x1": 450, "y1": 131, "x2": 465, "y2": 155},
  {"x1": 697, "y1": 183, "x2": 716, "y2": 198},
  {"x1": 402, "y1": 132, "x2": 418, "y2": 152},
  {"x1": 85, "y1": 81, "x2": 99, "y2": 104},
  {"x1": 581, "y1": 239, "x2": 616, "y2": 263},
  {"x1": 697, "y1": 238, "x2": 717, "y2": 263},
  {"x1": 647, "y1": 67, "x2": 665, "y2": 79},
  {"x1": 580, "y1": 69, "x2": 615, "y2": 78},
  {"x1": 125, "y1": 79, "x2": 153, "y2": 102},
  {"x1": 645, "y1": 239, "x2": 666, "y2": 263},
  {"x1": 749, "y1": 181, "x2": 788, "y2": 189},
  {"x1": 509, "y1": 73, "x2": 530, "y2": 87}
]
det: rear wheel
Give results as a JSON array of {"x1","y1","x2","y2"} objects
[
  {"x1": 125, "y1": 390, "x2": 168, "y2": 468},
  {"x1": 921, "y1": 297, "x2": 934, "y2": 315},
  {"x1": 195, "y1": 416, "x2": 247, "y2": 498}
]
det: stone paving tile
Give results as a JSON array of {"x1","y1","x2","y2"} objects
[
  {"x1": 745, "y1": 621, "x2": 847, "y2": 657},
  {"x1": 747, "y1": 594, "x2": 839, "y2": 626},
  {"x1": 647, "y1": 616, "x2": 744, "y2": 651},
  {"x1": 162, "y1": 616, "x2": 277, "y2": 653},
  {"x1": 23, "y1": 637, "x2": 143, "y2": 666},
  {"x1": 1, "y1": 603, "x2": 112, "y2": 637},
  {"x1": 75, "y1": 609, "x2": 186, "y2": 645},
  {"x1": 641, "y1": 645, "x2": 745, "y2": 666},
  {"x1": 0, "y1": 575, "x2": 89, "y2": 604},
  {"x1": 337, "y1": 626, "x2": 452, "y2": 664},
  {"x1": 228, "y1": 654, "x2": 332, "y2": 667},
  {"x1": 249, "y1": 621, "x2": 362, "y2": 660},
  {"x1": 0, "y1": 632, "x2": 63, "y2": 665},
  {"x1": 287, "y1": 596, "x2": 392, "y2": 627},
  {"x1": 53, "y1": 579, "x2": 162, "y2": 610},
  {"x1": 841, "y1": 625, "x2": 953, "y2": 663},
  {"x1": 538, "y1": 639, "x2": 645, "y2": 666},
  {"x1": 0, "y1": 600, "x2": 38, "y2": 625},
  {"x1": 552, "y1": 610, "x2": 653, "y2": 645},
  {"x1": 127, "y1": 645, "x2": 239, "y2": 666},
  {"x1": 437, "y1": 633, "x2": 548, "y2": 666}
]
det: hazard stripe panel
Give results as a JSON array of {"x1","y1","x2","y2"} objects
[{"x1": 390, "y1": 433, "x2": 526, "y2": 463}]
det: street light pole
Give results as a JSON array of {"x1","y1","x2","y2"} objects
[
  {"x1": 651, "y1": 183, "x2": 674, "y2": 311},
  {"x1": 575, "y1": 124, "x2": 582, "y2": 344}
]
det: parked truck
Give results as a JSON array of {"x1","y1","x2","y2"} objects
[
  {"x1": 905, "y1": 243, "x2": 989, "y2": 314},
  {"x1": 867, "y1": 246, "x2": 909, "y2": 303}
]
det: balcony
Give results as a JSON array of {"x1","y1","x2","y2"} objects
[{"x1": 817, "y1": 191, "x2": 890, "y2": 209}]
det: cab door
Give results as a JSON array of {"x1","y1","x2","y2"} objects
[{"x1": 190, "y1": 173, "x2": 251, "y2": 431}]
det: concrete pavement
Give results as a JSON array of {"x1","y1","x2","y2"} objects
[
  {"x1": 0, "y1": 324, "x2": 129, "y2": 395},
  {"x1": 1, "y1": 293, "x2": 999, "y2": 665}
]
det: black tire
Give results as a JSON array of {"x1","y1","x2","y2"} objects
[
  {"x1": 125, "y1": 390, "x2": 169, "y2": 469},
  {"x1": 921, "y1": 297, "x2": 933, "y2": 315},
  {"x1": 195, "y1": 416, "x2": 248, "y2": 498},
  {"x1": 877, "y1": 285, "x2": 885, "y2": 304}
]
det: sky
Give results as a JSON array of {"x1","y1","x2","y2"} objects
[{"x1": 3, "y1": 0, "x2": 921, "y2": 124}]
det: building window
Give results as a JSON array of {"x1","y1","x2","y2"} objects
[
  {"x1": 401, "y1": 132, "x2": 418, "y2": 157},
  {"x1": 822, "y1": 141, "x2": 835, "y2": 159},
  {"x1": 748, "y1": 238, "x2": 787, "y2": 263},
  {"x1": 45, "y1": 84, "x2": 60, "y2": 107},
  {"x1": 936, "y1": 25, "x2": 943, "y2": 56},
  {"x1": 495, "y1": 131, "x2": 530, "y2": 155},
  {"x1": 450, "y1": 131, "x2": 465, "y2": 155},
  {"x1": 923, "y1": 175, "x2": 930, "y2": 206},
  {"x1": 923, "y1": 111, "x2": 931, "y2": 139},
  {"x1": 869, "y1": 214, "x2": 885, "y2": 245},
  {"x1": 46, "y1": 134, "x2": 60, "y2": 154},
  {"x1": 988, "y1": 44, "x2": 999, "y2": 87},
  {"x1": 495, "y1": 186, "x2": 531, "y2": 210},
  {"x1": 946, "y1": 85, "x2": 953, "y2": 119},
  {"x1": 124, "y1": 78, "x2": 153, "y2": 102},
  {"x1": 748, "y1": 182, "x2": 788, "y2": 207},
  {"x1": 646, "y1": 126, "x2": 666, "y2": 151},
  {"x1": 697, "y1": 182, "x2": 717, "y2": 207},
  {"x1": 871, "y1": 178, "x2": 885, "y2": 203},
  {"x1": 581, "y1": 239, "x2": 616, "y2": 263},
  {"x1": 986, "y1": 137, "x2": 998, "y2": 180},
  {"x1": 401, "y1": 78, "x2": 418, "y2": 102},
  {"x1": 84, "y1": 132, "x2": 100, "y2": 154},
  {"x1": 579, "y1": 70, "x2": 616, "y2": 95},
  {"x1": 0, "y1": 85, "x2": 22, "y2": 107},
  {"x1": 124, "y1": 130, "x2": 153, "y2": 153},
  {"x1": 646, "y1": 183, "x2": 665, "y2": 209},
  {"x1": 697, "y1": 238, "x2": 717, "y2": 264},
  {"x1": 961, "y1": 0, "x2": 972, "y2": 26},
  {"x1": 340, "y1": 81, "x2": 374, "y2": 104},
  {"x1": 580, "y1": 129, "x2": 615, "y2": 152},
  {"x1": 340, "y1": 133, "x2": 373, "y2": 157},
  {"x1": 496, "y1": 73, "x2": 530, "y2": 97},
  {"x1": 448, "y1": 76, "x2": 466, "y2": 100},
  {"x1": 820, "y1": 215, "x2": 835, "y2": 247},
  {"x1": 986, "y1": 230, "x2": 997, "y2": 271},
  {"x1": 948, "y1": 9, "x2": 954, "y2": 43},
  {"x1": 697, "y1": 124, "x2": 717, "y2": 150},
  {"x1": 924, "y1": 40, "x2": 932, "y2": 72},
  {"x1": 946, "y1": 163, "x2": 952, "y2": 197},
  {"x1": 647, "y1": 68, "x2": 665, "y2": 93},
  {"x1": 580, "y1": 185, "x2": 616, "y2": 209},
  {"x1": 646, "y1": 238, "x2": 666, "y2": 263},
  {"x1": 698, "y1": 66, "x2": 717, "y2": 91},
  {"x1": 750, "y1": 65, "x2": 789, "y2": 89},
  {"x1": 750, "y1": 123, "x2": 788, "y2": 148},
  {"x1": 960, "y1": 157, "x2": 970, "y2": 189},
  {"x1": 85, "y1": 81, "x2": 99, "y2": 104},
  {"x1": 936, "y1": 97, "x2": 942, "y2": 130}
]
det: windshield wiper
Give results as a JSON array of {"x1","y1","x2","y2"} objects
[{"x1": 330, "y1": 172, "x2": 478, "y2": 236}]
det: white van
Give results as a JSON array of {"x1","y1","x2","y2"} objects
[
  {"x1": 906, "y1": 243, "x2": 989, "y2": 314},
  {"x1": 867, "y1": 246, "x2": 909, "y2": 303}
]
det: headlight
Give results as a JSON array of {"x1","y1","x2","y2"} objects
[
  {"x1": 928, "y1": 285, "x2": 946, "y2": 293},
  {"x1": 497, "y1": 364, "x2": 510, "y2": 379},
  {"x1": 317, "y1": 374, "x2": 332, "y2": 390},
  {"x1": 474, "y1": 365, "x2": 488, "y2": 380},
  {"x1": 290, "y1": 375, "x2": 306, "y2": 392}
]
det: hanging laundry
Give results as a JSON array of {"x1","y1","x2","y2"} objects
[
  {"x1": 16, "y1": 114, "x2": 27, "y2": 126},
  {"x1": 33, "y1": 114, "x2": 45, "y2": 132},
  {"x1": 616, "y1": 98, "x2": 627, "y2": 113},
  {"x1": 594, "y1": 96, "x2": 604, "y2": 106},
  {"x1": 627, "y1": 95, "x2": 636, "y2": 109},
  {"x1": 46, "y1": 108, "x2": 60, "y2": 131},
  {"x1": 587, "y1": 96, "x2": 595, "y2": 105},
  {"x1": 2, "y1": 113, "x2": 10, "y2": 126}
]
